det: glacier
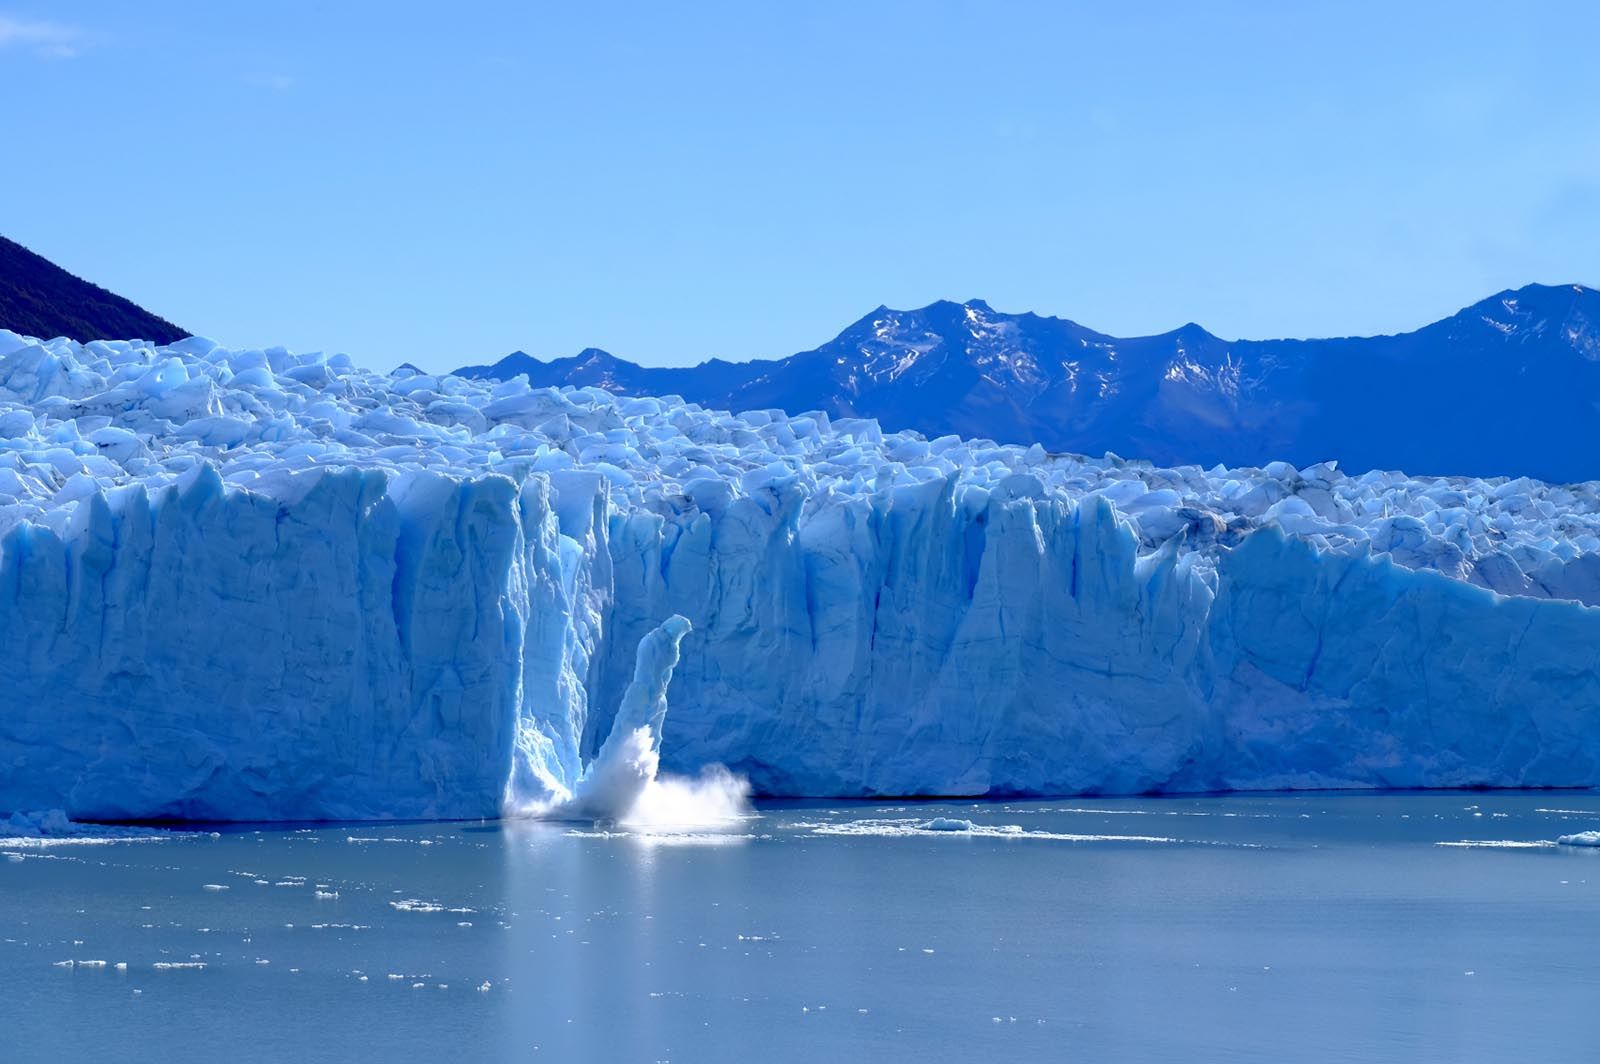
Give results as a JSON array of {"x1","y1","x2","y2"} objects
[{"x1": 2, "y1": 329, "x2": 1600, "y2": 821}]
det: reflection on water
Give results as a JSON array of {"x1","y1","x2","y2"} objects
[{"x1": 5, "y1": 792, "x2": 1600, "y2": 1063}]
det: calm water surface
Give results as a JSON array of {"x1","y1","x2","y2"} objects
[{"x1": 4, "y1": 793, "x2": 1600, "y2": 1063}]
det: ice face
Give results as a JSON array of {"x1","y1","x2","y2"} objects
[{"x1": 3, "y1": 329, "x2": 1600, "y2": 820}]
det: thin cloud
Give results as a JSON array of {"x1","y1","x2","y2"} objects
[{"x1": 0, "y1": 13, "x2": 82, "y2": 59}]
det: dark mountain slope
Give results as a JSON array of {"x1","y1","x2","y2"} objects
[{"x1": 0, "y1": 236, "x2": 186, "y2": 345}]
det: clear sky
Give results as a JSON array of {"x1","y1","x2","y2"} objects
[{"x1": 4, "y1": 2, "x2": 1599, "y2": 372}]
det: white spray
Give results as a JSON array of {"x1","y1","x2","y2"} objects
[{"x1": 530, "y1": 615, "x2": 750, "y2": 827}]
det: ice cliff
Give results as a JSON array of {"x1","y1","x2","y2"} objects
[{"x1": 2, "y1": 330, "x2": 1599, "y2": 821}]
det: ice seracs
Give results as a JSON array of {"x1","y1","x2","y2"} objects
[{"x1": 3, "y1": 328, "x2": 1600, "y2": 820}]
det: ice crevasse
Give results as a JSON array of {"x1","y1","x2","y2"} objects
[{"x1": 1, "y1": 330, "x2": 1599, "y2": 821}]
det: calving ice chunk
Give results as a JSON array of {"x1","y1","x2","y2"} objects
[
  {"x1": 2, "y1": 329, "x2": 1600, "y2": 821},
  {"x1": 536, "y1": 616, "x2": 691, "y2": 822},
  {"x1": 526, "y1": 614, "x2": 750, "y2": 827}
]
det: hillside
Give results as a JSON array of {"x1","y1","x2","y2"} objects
[{"x1": 0, "y1": 236, "x2": 186, "y2": 345}]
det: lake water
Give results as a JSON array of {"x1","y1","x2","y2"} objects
[{"x1": 5, "y1": 793, "x2": 1600, "y2": 1063}]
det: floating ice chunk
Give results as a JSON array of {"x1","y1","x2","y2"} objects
[
  {"x1": 805, "y1": 818, "x2": 1176, "y2": 843},
  {"x1": 389, "y1": 899, "x2": 446, "y2": 913}
]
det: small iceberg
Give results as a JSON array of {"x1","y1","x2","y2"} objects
[
  {"x1": 921, "y1": 817, "x2": 976, "y2": 832},
  {"x1": 1557, "y1": 831, "x2": 1600, "y2": 847}
]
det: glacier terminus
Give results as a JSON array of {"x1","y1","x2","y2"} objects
[{"x1": 2, "y1": 329, "x2": 1600, "y2": 822}]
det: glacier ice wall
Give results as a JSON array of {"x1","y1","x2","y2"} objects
[
  {"x1": 0, "y1": 466, "x2": 534, "y2": 820},
  {"x1": 592, "y1": 481, "x2": 1600, "y2": 796},
  {"x1": 2, "y1": 329, "x2": 1600, "y2": 820}
]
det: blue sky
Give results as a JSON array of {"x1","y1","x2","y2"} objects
[{"x1": 4, "y1": 2, "x2": 1599, "y2": 372}]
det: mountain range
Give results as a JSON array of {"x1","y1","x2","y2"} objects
[
  {"x1": 1, "y1": 235, "x2": 1593, "y2": 483},
  {"x1": 0, "y1": 236, "x2": 186, "y2": 346},
  {"x1": 457, "y1": 284, "x2": 1600, "y2": 483}
]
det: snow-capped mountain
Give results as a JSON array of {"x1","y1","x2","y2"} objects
[{"x1": 458, "y1": 284, "x2": 1600, "y2": 483}]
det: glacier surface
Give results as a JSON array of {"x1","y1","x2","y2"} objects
[{"x1": 2, "y1": 329, "x2": 1600, "y2": 820}]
